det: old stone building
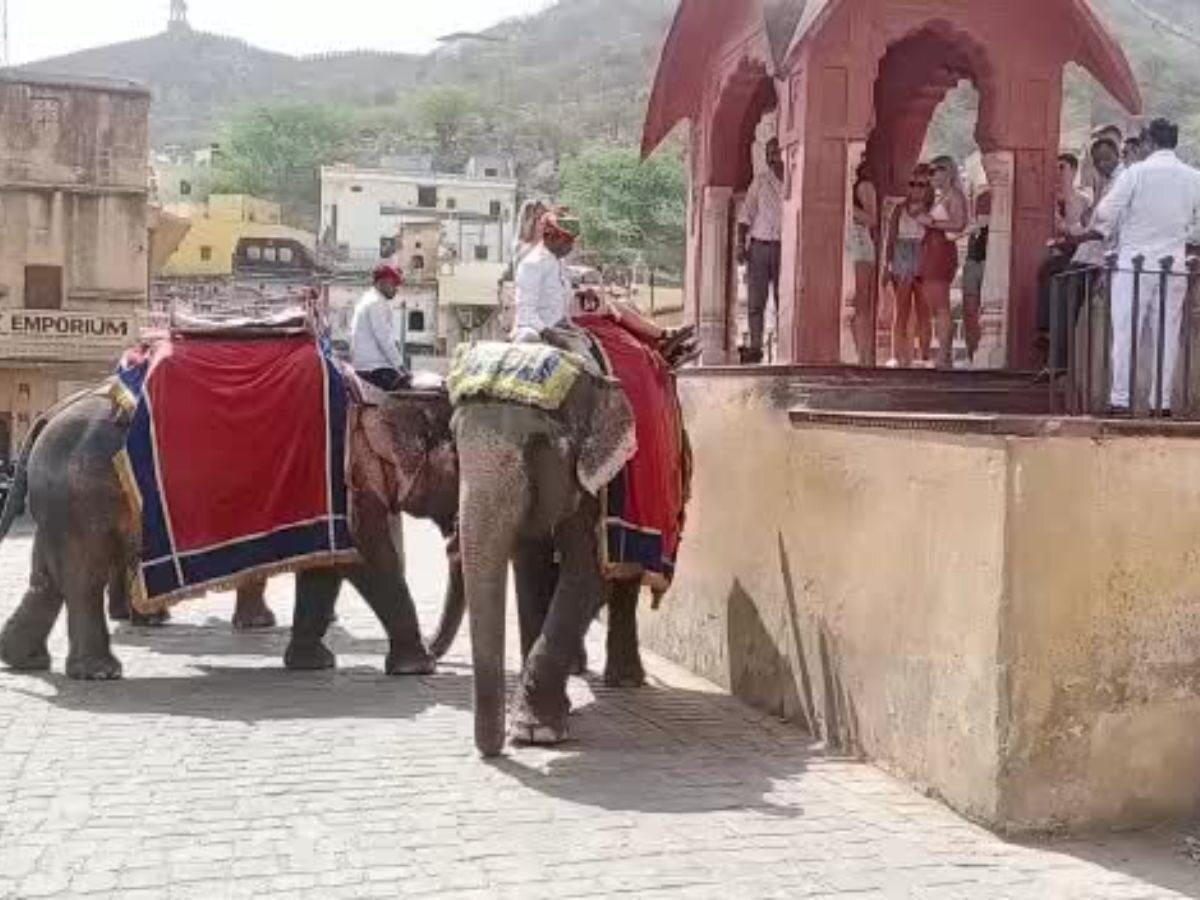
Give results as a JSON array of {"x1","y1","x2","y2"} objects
[{"x1": 0, "y1": 73, "x2": 151, "y2": 457}]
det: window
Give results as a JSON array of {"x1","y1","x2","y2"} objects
[
  {"x1": 246, "y1": 245, "x2": 262, "y2": 261},
  {"x1": 263, "y1": 247, "x2": 278, "y2": 263},
  {"x1": 410, "y1": 255, "x2": 425, "y2": 271},
  {"x1": 350, "y1": 185, "x2": 364, "y2": 194},
  {"x1": 199, "y1": 246, "x2": 213, "y2": 262},
  {"x1": 408, "y1": 310, "x2": 426, "y2": 332},
  {"x1": 23, "y1": 266, "x2": 62, "y2": 310},
  {"x1": 179, "y1": 179, "x2": 192, "y2": 197},
  {"x1": 380, "y1": 237, "x2": 396, "y2": 258},
  {"x1": 417, "y1": 186, "x2": 438, "y2": 209},
  {"x1": 489, "y1": 200, "x2": 502, "y2": 218},
  {"x1": 278, "y1": 246, "x2": 294, "y2": 264},
  {"x1": 474, "y1": 245, "x2": 490, "y2": 262},
  {"x1": 484, "y1": 167, "x2": 499, "y2": 177},
  {"x1": 445, "y1": 197, "x2": 457, "y2": 211}
]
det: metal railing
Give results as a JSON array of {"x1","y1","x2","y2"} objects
[{"x1": 1049, "y1": 254, "x2": 1200, "y2": 418}]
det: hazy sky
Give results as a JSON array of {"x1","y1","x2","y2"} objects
[{"x1": 7, "y1": 0, "x2": 552, "y2": 65}]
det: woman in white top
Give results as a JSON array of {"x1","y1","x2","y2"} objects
[
  {"x1": 848, "y1": 162, "x2": 879, "y2": 364},
  {"x1": 917, "y1": 155, "x2": 969, "y2": 369}
]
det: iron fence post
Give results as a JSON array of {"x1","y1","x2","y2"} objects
[
  {"x1": 1129, "y1": 255, "x2": 1145, "y2": 416},
  {"x1": 1103, "y1": 254, "x2": 1117, "y2": 417},
  {"x1": 1049, "y1": 271, "x2": 1064, "y2": 414},
  {"x1": 1155, "y1": 256, "x2": 1175, "y2": 417},
  {"x1": 1187, "y1": 258, "x2": 1200, "y2": 415}
]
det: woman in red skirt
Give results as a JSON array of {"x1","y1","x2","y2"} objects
[{"x1": 918, "y1": 155, "x2": 969, "y2": 369}]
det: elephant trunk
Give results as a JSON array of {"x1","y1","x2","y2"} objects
[{"x1": 427, "y1": 541, "x2": 465, "y2": 660}]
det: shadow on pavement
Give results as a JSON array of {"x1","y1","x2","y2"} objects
[
  {"x1": 12, "y1": 664, "x2": 475, "y2": 723},
  {"x1": 110, "y1": 622, "x2": 405, "y2": 660},
  {"x1": 488, "y1": 681, "x2": 817, "y2": 817},
  {"x1": 1026, "y1": 829, "x2": 1200, "y2": 898}
]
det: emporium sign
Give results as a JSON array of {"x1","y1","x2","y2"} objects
[{"x1": 0, "y1": 310, "x2": 137, "y2": 358}]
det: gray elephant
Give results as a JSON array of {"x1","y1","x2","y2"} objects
[
  {"x1": 0, "y1": 387, "x2": 463, "y2": 680},
  {"x1": 452, "y1": 364, "x2": 664, "y2": 756}
]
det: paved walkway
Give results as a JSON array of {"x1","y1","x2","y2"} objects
[{"x1": 1, "y1": 520, "x2": 1199, "y2": 899}]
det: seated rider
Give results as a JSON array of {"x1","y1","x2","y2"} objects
[
  {"x1": 351, "y1": 263, "x2": 411, "y2": 392},
  {"x1": 511, "y1": 209, "x2": 580, "y2": 344}
]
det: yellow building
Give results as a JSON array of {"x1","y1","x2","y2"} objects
[{"x1": 160, "y1": 194, "x2": 316, "y2": 278}]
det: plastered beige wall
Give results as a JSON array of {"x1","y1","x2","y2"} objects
[
  {"x1": 645, "y1": 375, "x2": 1009, "y2": 821},
  {"x1": 1002, "y1": 437, "x2": 1200, "y2": 829},
  {"x1": 650, "y1": 373, "x2": 1200, "y2": 830}
]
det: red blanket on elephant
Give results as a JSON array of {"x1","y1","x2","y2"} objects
[
  {"x1": 575, "y1": 314, "x2": 687, "y2": 592},
  {"x1": 114, "y1": 335, "x2": 356, "y2": 611}
]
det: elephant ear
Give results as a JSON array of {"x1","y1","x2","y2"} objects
[{"x1": 573, "y1": 375, "x2": 637, "y2": 496}]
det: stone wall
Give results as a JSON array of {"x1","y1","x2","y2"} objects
[{"x1": 644, "y1": 370, "x2": 1200, "y2": 830}]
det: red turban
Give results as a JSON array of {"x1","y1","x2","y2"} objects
[
  {"x1": 541, "y1": 210, "x2": 581, "y2": 243},
  {"x1": 373, "y1": 263, "x2": 403, "y2": 285}
]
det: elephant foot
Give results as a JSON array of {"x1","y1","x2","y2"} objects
[
  {"x1": 604, "y1": 653, "x2": 646, "y2": 689},
  {"x1": 130, "y1": 608, "x2": 171, "y2": 628},
  {"x1": 0, "y1": 625, "x2": 51, "y2": 672},
  {"x1": 508, "y1": 689, "x2": 570, "y2": 747},
  {"x1": 233, "y1": 607, "x2": 277, "y2": 631},
  {"x1": 108, "y1": 605, "x2": 130, "y2": 623},
  {"x1": 284, "y1": 640, "x2": 336, "y2": 671},
  {"x1": 386, "y1": 645, "x2": 436, "y2": 677},
  {"x1": 65, "y1": 653, "x2": 123, "y2": 681}
]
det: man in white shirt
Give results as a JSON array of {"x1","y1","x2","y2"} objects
[
  {"x1": 511, "y1": 210, "x2": 578, "y2": 343},
  {"x1": 737, "y1": 138, "x2": 785, "y2": 363},
  {"x1": 350, "y1": 263, "x2": 409, "y2": 392},
  {"x1": 1087, "y1": 118, "x2": 1200, "y2": 410}
]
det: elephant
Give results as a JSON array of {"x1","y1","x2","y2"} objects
[
  {"x1": 452, "y1": 365, "x2": 661, "y2": 757},
  {"x1": 0, "y1": 386, "x2": 464, "y2": 681}
]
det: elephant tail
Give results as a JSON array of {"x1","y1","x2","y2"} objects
[
  {"x1": 427, "y1": 532, "x2": 465, "y2": 659},
  {"x1": 0, "y1": 414, "x2": 49, "y2": 544}
]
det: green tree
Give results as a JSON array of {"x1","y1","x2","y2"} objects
[
  {"x1": 213, "y1": 104, "x2": 348, "y2": 228},
  {"x1": 415, "y1": 88, "x2": 479, "y2": 171},
  {"x1": 558, "y1": 147, "x2": 686, "y2": 275}
]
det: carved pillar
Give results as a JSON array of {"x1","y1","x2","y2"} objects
[{"x1": 697, "y1": 186, "x2": 734, "y2": 365}]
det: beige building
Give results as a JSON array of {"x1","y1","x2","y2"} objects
[{"x1": 0, "y1": 73, "x2": 152, "y2": 456}]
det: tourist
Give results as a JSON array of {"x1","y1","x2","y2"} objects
[
  {"x1": 1086, "y1": 117, "x2": 1200, "y2": 411},
  {"x1": 738, "y1": 138, "x2": 785, "y2": 364},
  {"x1": 1035, "y1": 154, "x2": 1092, "y2": 361},
  {"x1": 961, "y1": 187, "x2": 991, "y2": 365},
  {"x1": 1123, "y1": 133, "x2": 1148, "y2": 167},
  {"x1": 886, "y1": 165, "x2": 933, "y2": 367},
  {"x1": 916, "y1": 155, "x2": 968, "y2": 369},
  {"x1": 511, "y1": 209, "x2": 579, "y2": 344},
  {"x1": 1072, "y1": 137, "x2": 1123, "y2": 269},
  {"x1": 350, "y1": 263, "x2": 410, "y2": 392},
  {"x1": 848, "y1": 162, "x2": 879, "y2": 364}
]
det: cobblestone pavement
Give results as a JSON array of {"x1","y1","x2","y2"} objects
[{"x1": 2, "y1": 520, "x2": 1200, "y2": 899}]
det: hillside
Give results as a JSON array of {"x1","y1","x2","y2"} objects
[{"x1": 21, "y1": 0, "x2": 1200, "y2": 155}]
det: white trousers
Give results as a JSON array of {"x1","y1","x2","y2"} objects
[{"x1": 1110, "y1": 269, "x2": 1187, "y2": 410}]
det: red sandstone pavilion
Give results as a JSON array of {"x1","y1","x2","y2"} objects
[{"x1": 642, "y1": 0, "x2": 1141, "y2": 369}]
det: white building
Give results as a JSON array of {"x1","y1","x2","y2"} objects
[{"x1": 320, "y1": 164, "x2": 518, "y2": 269}]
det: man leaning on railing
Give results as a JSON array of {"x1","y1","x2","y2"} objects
[{"x1": 1078, "y1": 118, "x2": 1200, "y2": 413}]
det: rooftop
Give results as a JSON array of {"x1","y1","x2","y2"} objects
[{"x1": 0, "y1": 70, "x2": 151, "y2": 98}]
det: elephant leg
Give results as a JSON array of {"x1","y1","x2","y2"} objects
[
  {"x1": 511, "y1": 499, "x2": 603, "y2": 746},
  {"x1": 604, "y1": 579, "x2": 645, "y2": 688},
  {"x1": 233, "y1": 578, "x2": 277, "y2": 631},
  {"x1": 0, "y1": 533, "x2": 63, "y2": 672},
  {"x1": 62, "y1": 542, "x2": 122, "y2": 681},
  {"x1": 349, "y1": 497, "x2": 434, "y2": 676},
  {"x1": 285, "y1": 570, "x2": 338, "y2": 671},
  {"x1": 107, "y1": 568, "x2": 131, "y2": 622},
  {"x1": 514, "y1": 538, "x2": 556, "y2": 665}
]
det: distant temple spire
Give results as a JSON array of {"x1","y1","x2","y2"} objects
[{"x1": 169, "y1": 0, "x2": 189, "y2": 31}]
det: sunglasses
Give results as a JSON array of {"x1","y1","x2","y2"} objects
[{"x1": 909, "y1": 180, "x2": 930, "y2": 188}]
